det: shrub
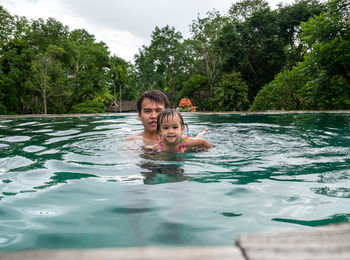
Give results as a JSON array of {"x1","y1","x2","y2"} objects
[
  {"x1": 70, "y1": 99, "x2": 106, "y2": 113},
  {"x1": 250, "y1": 67, "x2": 304, "y2": 111},
  {"x1": 213, "y1": 72, "x2": 249, "y2": 111}
]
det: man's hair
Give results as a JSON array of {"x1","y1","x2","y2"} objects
[
  {"x1": 157, "y1": 109, "x2": 185, "y2": 134},
  {"x1": 137, "y1": 90, "x2": 170, "y2": 114}
]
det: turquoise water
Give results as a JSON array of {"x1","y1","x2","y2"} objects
[{"x1": 0, "y1": 113, "x2": 349, "y2": 250}]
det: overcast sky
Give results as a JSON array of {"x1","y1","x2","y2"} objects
[{"x1": 0, "y1": 0, "x2": 295, "y2": 62}]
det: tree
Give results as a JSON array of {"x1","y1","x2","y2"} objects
[
  {"x1": 218, "y1": 0, "x2": 286, "y2": 102},
  {"x1": 250, "y1": 66, "x2": 305, "y2": 111},
  {"x1": 300, "y1": 0, "x2": 350, "y2": 84},
  {"x1": 109, "y1": 55, "x2": 125, "y2": 111},
  {"x1": 28, "y1": 45, "x2": 65, "y2": 114},
  {"x1": 115, "y1": 64, "x2": 127, "y2": 112},
  {"x1": 134, "y1": 47, "x2": 157, "y2": 93},
  {"x1": 180, "y1": 75, "x2": 209, "y2": 99},
  {"x1": 135, "y1": 25, "x2": 188, "y2": 106},
  {"x1": 212, "y1": 72, "x2": 249, "y2": 111},
  {"x1": 189, "y1": 10, "x2": 227, "y2": 92},
  {"x1": 180, "y1": 75, "x2": 210, "y2": 111},
  {"x1": 0, "y1": 6, "x2": 16, "y2": 45},
  {"x1": 297, "y1": 0, "x2": 350, "y2": 109},
  {"x1": 251, "y1": 0, "x2": 350, "y2": 111},
  {"x1": 276, "y1": 0, "x2": 325, "y2": 68},
  {"x1": 0, "y1": 7, "x2": 31, "y2": 114},
  {"x1": 68, "y1": 29, "x2": 110, "y2": 105},
  {"x1": 22, "y1": 17, "x2": 72, "y2": 113}
]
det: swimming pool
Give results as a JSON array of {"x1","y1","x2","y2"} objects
[{"x1": 0, "y1": 112, "x2": 349, "y2": 250}]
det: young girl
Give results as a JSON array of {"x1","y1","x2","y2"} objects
[{"x1": 151, "y1": 109, "x2": 212, "y2": 153}]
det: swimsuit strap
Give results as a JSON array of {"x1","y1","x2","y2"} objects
[
  {"x1": 158, "y1": 137, "x2": 163, "y2": 152},
  {"x1": 178, "y1": 135, "x2": 188, "y2": 153},
  {"x1": 157, "y1": 136, "x2": 188, "y2": 153}
]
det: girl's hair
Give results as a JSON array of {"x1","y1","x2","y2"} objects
[{"x1": 157, "y1": 109, "x2": 188, "y2": 134}]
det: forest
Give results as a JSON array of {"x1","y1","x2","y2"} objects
[{"x1": 0, "y1": 0, "x2": 349, "y2": 114}]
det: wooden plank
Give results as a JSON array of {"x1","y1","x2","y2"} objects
[
  {"x1": 107, "y1": 101, "x2": 136, "y2": 112},
  {"x1": 0, "y1": 246, "x2": 245, "y2": 260},
  {"x1": 236, "y1": 223, "x2": 350, "y2": 260}
]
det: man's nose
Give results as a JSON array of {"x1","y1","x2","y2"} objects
[{"x1": 150, "y1": 111, "x2": 157, "y2": 118}]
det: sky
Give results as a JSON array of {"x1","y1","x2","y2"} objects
[{"x1": 0, "y1": 0, "x2": 296, "y2": 62}]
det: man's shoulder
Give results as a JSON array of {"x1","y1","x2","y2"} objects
[{"x1": 124, "y1": 133, "x2": 143, "y2": 141}]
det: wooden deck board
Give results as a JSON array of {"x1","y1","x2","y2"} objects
[
  {"x1": 236, "y1": 223, "x2": 350, "y2": 260},
  {"x1": 0, "y1": 246, "x2": 244, "y2": 260},
  {"x1": 1, "y1": 223, "x2": 350, "y2": 259}
]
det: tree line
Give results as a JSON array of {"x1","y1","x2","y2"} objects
[{"x1": 0, "y1": 0, "x2": 349, "y2": 114}]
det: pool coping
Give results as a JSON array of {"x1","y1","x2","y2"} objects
[
  {"x1": 1, "y1": 110, "x2": 350, "y2": 119},
  {"x1": 1, "y1": 222, "x2": 349, "y2": 260}
]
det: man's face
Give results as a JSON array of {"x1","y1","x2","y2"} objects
[{"x1": 138, "y1": 98, "x2": 165, "y2": 134}]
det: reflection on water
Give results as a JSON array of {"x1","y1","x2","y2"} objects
[
  {"x1": 0, "y1": 113, "x2": 349, "y2": 250},
  {"x1": 140, "y1": 150, "x2": 188, "y2": 185},
  {"x1": 140, "y1": 162, "x2": 188, "y2": 185},
  {"x1": 273, "y1": 213, "x2": 350, "y2": 226}
]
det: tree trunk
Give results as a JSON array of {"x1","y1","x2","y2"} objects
[
  {"x1": 119, "y1": 83, "x2": 122, "y2": 113},
  {"x1": 113, "y1": 79, "x2": 117, "y2": 113},
  {"x1": 341, "y1": 72, "x2": 350, "y2": 84},
  {"x1": 42, "y1": 89, "x2": 47, "y2": 115}
]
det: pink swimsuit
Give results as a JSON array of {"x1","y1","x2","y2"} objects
[{"x1": 158, "y1": 136, "x2": 189, "y2": 153}]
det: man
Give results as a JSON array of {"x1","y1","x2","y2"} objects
[{"x1": 125, "y1": 90, "x2": 170, "y2": 146}]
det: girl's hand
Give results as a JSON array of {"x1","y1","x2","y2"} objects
[{"x1": 195, "y1": 127, "x2": 209, "y2": 139}]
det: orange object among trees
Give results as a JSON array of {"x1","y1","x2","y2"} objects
[{"x1": 178, "y1": 98, "x2": 196, "y2": 112}]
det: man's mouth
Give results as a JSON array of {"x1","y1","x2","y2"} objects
[{"x1": 149, "y1": 121, "x2": 157, "y2": 126}]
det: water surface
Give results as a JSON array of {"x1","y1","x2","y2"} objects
[{"x1": 0, "y1": 113, "x2": 349, "y2": 250}]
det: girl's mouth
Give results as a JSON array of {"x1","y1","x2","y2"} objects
[{"x1": 166, "y1": 136, "x2": 176, "y2": 141}]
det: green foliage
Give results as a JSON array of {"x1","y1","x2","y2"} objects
[
  {"x1": 0, "y1": 102, "x2": 7, "y2": 115},
  {"x1": 178, "y1": 75, "x2": 210, "y2": 111},
  {"x1": 213, "y1": 72, "x2": 249, "y2": 111},
  {"x1": 27, "y1": 44, "x2": 66, "y2": 114},
  {"x1": 251, "y1": 0, "x2": 350, "y2": 111},
  {"x1": 297, "y1": 0, "x2": 350, "y2": 109},
  {"x1": 219, "y1": 0, "x2": 287, "y2": 101},
  {"x1": 179, "y1": 75, "x2": 209, "y2": 98},
  {"x1": 68, "y1": 29, "x2": 110, "y2": 105},
  {"x1": 134, "y1": 25, "x2": 189, "y2": 106},
  {"x1": 70, "y1": 98, "x2": 106, "y2": 114},
  {"x1": 250, "y1": 67, "x2": 306, "y2": 111},
  {"x1": 189, "y1": 10, "x2": 227, "y2": 91},
  {"x1": 218, "y1": 0, "x2": 325, "y2": 104},
  {"x1": 0, "y1": 0, "x2": 348, "y2": 114},
  {"x1": 275, "y1": 0, "x2": 325, "y2": 69}
]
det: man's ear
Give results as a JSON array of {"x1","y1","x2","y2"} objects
[{"x1": 138, "y1": 113, "x2": 141, "y2": 120}]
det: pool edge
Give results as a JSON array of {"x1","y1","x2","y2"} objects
[{"x1": 1, "y1": 222, "x2": 349, "y2": 260}]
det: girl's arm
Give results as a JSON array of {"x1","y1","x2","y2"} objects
[
  {"x1": 194, "y1": 127, "x2": 209, "y2": 139},
  {"x1": 188, "y1": 137, "x2": 213, "y2": 149}
]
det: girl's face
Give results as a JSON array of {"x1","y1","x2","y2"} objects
[{"x1": 159, "y1": 115, "x2": 185, "y2": 144}]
